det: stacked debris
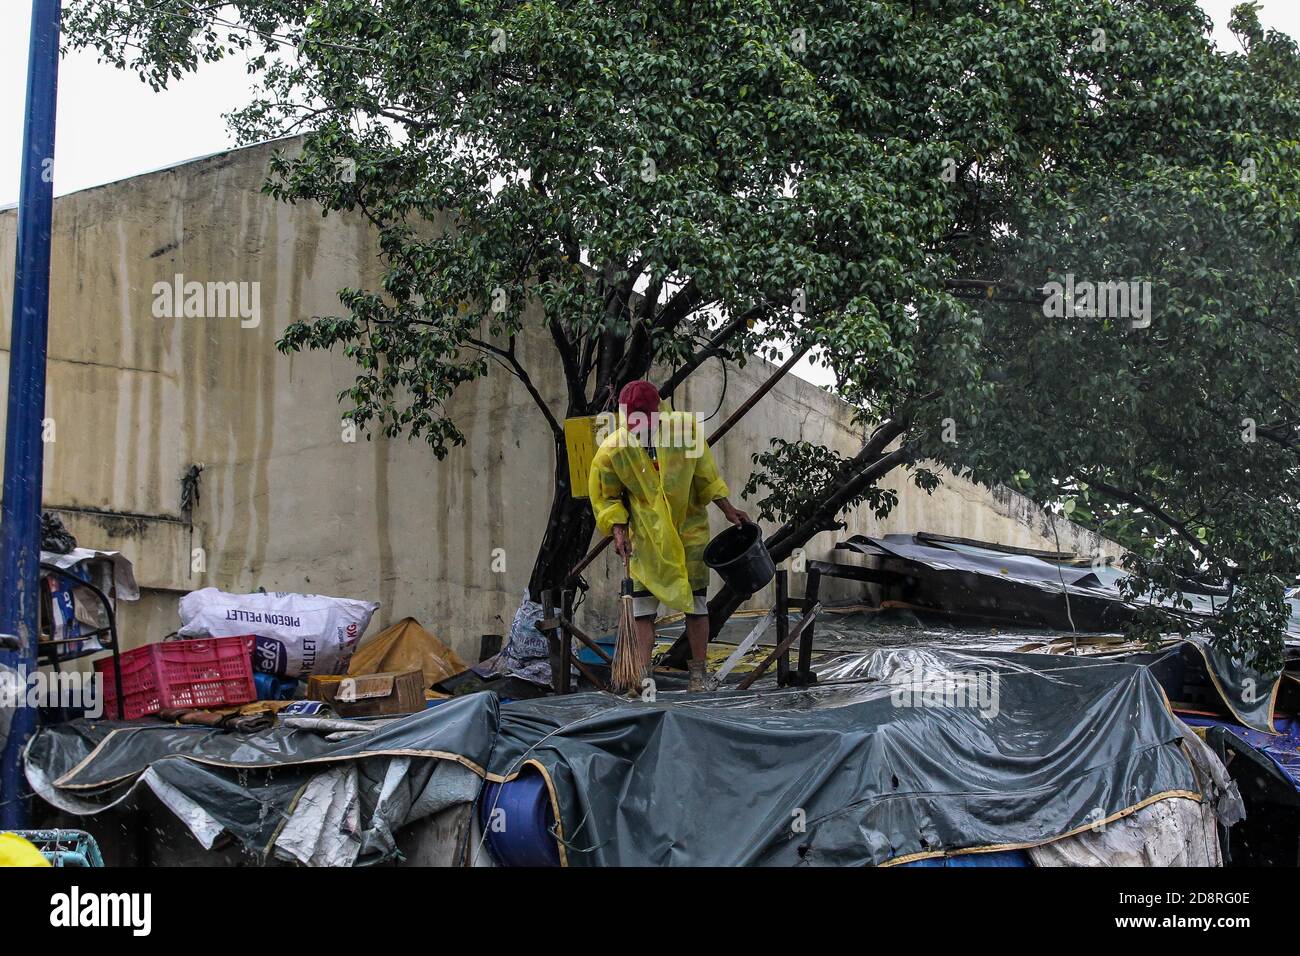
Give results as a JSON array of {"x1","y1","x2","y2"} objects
[{"x1": 20, "y1": 530, "x2": 1300, "y2": 868}]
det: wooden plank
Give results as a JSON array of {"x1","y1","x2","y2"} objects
[
  {"x1": 478, "y1": 633, "x2": 502, "y2": 662},
  {"x1": 915, "y1": 530, "x2": 1075, "y2": 562},
  {"x1": 559, "y1": 590, "x2": 575, "y2": 694},
  {"x1": 558, "y1": 615, "x2": 614, "y2": 665},
  {"x1": 534, "y1": 619, "x2": 609, "y2": 691},
  {"x1": 568, "y1": 651, "x2": 609, "y2": 691},
  {"x1": 736, "y1": 604, "x2": 821, "y2": 691},
  {"x1": 712, "y1": 611, "x2": 774, "y2": 683},
  {"x1": 806, "y1": 559, "x2": 904, "y2": 585},
  {"x1": 795, "y1": 568, "x2": 821, "y2": 686},
  {"x1": 541, "y1": 590, "x2": 562, "y2": 695},
  {"x1": 775, "y1": 569, "x2": 790, "y2": 686}
]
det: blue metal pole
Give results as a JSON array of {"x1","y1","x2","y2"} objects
[{"x1": 0, "y1": 0, "x2": 61, "y2": 828}]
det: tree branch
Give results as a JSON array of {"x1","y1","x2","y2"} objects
[
  {"x1": 766, "y1": 441, "x2": 914, "y2": 560},
  {"x1": 468, "y1": 335, "x2": 562, "y2": 438},
  {"x1": 1080, "y1": 473, "x2": 1217, "y2": 567},
  {"x1": 658, "y1": 307, "x2": 759, "y2": 399}
]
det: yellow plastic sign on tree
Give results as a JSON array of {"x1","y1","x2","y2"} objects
[{"x1": 564, "y1": 416, "x2": 601, "y2": 499}]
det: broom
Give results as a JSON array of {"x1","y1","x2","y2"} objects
[{"x1": 610, "y1": 554, "x2": 642, "y2": 693}]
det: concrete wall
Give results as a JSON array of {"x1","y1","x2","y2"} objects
[{"x1": 0, "y1": 140, "x2": 1114, "y2": 661}]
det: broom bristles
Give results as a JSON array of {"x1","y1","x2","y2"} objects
[{"x1": 611, "y1": 592, "x2": 641, "y2": 693}]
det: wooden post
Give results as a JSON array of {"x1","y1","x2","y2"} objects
[
  {"x1": 795, "y1": 567, "x2": 821, "y2": 686},
  {"x1": 737, "y1": 605, "x2": 821, "y2": 691},
  {"x1": 774, "y1": 569, "x2": 790, "y2": 686},
  {"x1": 559, "y1": 589, "x2": 574, "y2": 694},
  {"x1": 478, "y1": 634, "x2": 503, "y2": 662},
  {"x1": 562, "y1": 644, "x2": 608, "y2": 691}
]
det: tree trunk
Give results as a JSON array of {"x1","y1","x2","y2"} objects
[
  {"x1": 527, "y1": 433, "x2": 597, "y2": 602},
  {"x1": 526, "y1": 326, "x2": 661, "y2": 602}
]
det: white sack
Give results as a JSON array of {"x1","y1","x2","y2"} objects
[{"x1": 178, "y1": 588, "x2": 378, "y2": 678}]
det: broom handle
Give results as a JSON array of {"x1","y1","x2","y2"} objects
[{"x1": 613, "y1": 553, "x2": 640, "y2": 692}]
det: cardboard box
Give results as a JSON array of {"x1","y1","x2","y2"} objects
[{"x1": 308, "y1": 668, "x2": 426, "y2": 717}]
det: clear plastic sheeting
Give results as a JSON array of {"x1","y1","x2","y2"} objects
[
  {"x1": 665, "y1": 605, "x2": 1078, "y2": 662},
  {"x1": 816, "y1": 641, "x2": 1098, "y2": 683},
  {"x1": 799, "y1": 611, "x2": 1286, "y2": 735}
]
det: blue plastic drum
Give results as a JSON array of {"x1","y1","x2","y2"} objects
[
  {"x1": 899, "y1": 849, "x2": 1032, "y2": 867},
  {"x1": 479, "y1": 770, "x2": 562, "y2": 867}
]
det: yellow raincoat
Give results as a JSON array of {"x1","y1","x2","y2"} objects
[
  {"x1": 0, "y1": 832, "x2": 50, "y2": 867},
  {"x1": 588, "y1": 409, "x2": 730, "y2": 613}
]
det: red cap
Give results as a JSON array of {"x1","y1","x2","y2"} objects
[{"x1": 618, "y1": 380, "x2": 660, "y2": 419}]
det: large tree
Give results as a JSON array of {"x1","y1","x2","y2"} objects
[
  {"x1": 66, "y1": 0, "x2": 962, "y2": 601},
  {"x1": 67, "y1": 1, "x2": 1300, "y2": 669},
  {"x1": 734, "y1": 0, "x2": 1300, "y2": 671},
  {"x1": 947, "y1": 2, "x2": 1300, "y2": 670}
]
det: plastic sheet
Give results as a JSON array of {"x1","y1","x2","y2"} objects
[
  {"x1": 488, "y1": 588, "x2": 551, "y2": 685},
  {"x1": 26, "y1": 650, "x2": 1210, "y2": 867},
  {"x1": 24, "y1": 694, "x2": 497, "y2": 863},
  {"x1": 489, "y1": 648, "x2": 1201, "y2": 866}
]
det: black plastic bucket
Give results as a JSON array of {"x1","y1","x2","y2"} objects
[{"x1": 704, "y1": 522, "x2": 775, "y2": 596}]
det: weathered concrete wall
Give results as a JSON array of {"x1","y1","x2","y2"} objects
[{"x1": 0, "y1": 140, "x2": 1114, "y2": 661}]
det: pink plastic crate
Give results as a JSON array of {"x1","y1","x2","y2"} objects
[{"x1": 96, "y1": 635, "x2": 256, "y2": 720}]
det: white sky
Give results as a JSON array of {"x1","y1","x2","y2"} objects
[{"x1": 0, "y1": 1, "x2": 1296, "y2": 387}]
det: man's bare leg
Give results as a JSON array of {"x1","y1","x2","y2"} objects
[
  {"x1": 684, "y1": 614, "x2": 710, "y2": 691},
  {"x1": 684, "y1": 614, "x2": 709, "y2": 662},
  {"x1": 633, "y1": 615, "x2": 657, "y2": 678}
]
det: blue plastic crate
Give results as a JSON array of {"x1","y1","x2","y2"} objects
[{"x1": 7, "y1": 829, "x2": 104, "y2": 867}]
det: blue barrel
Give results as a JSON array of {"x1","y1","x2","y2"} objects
[
  {"x1": 900, "y1": 849, "x2": 1032, "y2": 867},
  {"x1": 479, "y1": 771, "x2": 561, "y2": 867}
]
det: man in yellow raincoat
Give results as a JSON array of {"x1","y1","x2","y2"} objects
[{"x1": 589, "y1": 379, "x2": 749, "y2": 691}]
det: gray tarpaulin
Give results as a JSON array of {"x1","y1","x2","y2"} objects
[
  {"x1": 1125, "y1": 639, "x2": 1283, "y2": 734},
  {"x1": 1184, "y1": 636, "x2": 1281, "y2": 733},
  {"x1": 840, "y1": 533, "x2": 1245, "y2": 633},
  {"x1": 24, "y1": 694, "x2": 497, "y2": 864},
  {"x1": 1028, "y1": 721, "x2": 1243, "y2": 866},
  {"x1": 28, "y1": 650, "x2": 1207, "y2": 866},
  {"x1": 489, "y1": 649, "x2": 1202, "y2": 866}
]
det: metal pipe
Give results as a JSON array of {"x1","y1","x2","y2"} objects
[
  {"x1": 703, "y1": 342, "x2": 811, "y2": 447},
  {"x1": 657, "y1": 309, "x2": 753, "y2": 400},
  {"x1": 0, "y1": 0, "x2": 61, "y2": 828}
]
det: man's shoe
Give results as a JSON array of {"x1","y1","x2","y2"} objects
[{"x1": 687, "y1": 660, "x2": 709, "y2": 693}]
